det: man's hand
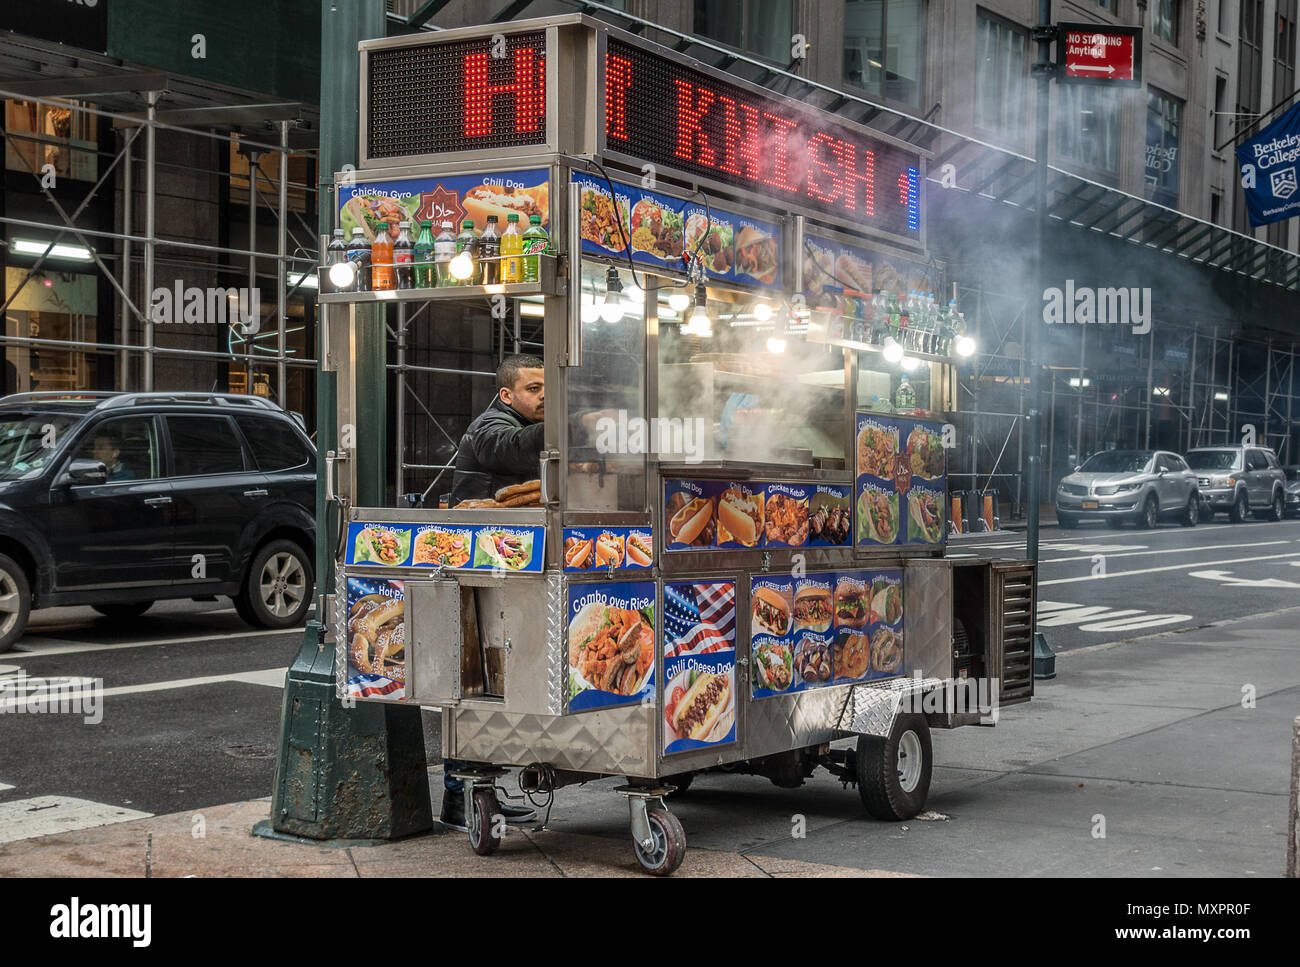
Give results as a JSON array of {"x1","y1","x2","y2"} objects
[{"x1": 579, "y1": 408, "x2": 620, "y2": 431}]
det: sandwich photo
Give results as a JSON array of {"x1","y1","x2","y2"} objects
[
  {"x1": 869, "y1": 580, "x2": 903, "y2": 625},
  {"x1": 834, "y1": 581, "x2": 868, "y2": 629},
  {"x1": 665, "y1": 670, "x2": 733, "y2": 742},
  {"x1": 735, "y1": 226, "x2": 778, "y2": 284},
  {"x1": 668, "y1": 495, "x2": 713, "y2": 547},
  {"x1": 342, "y1": 195, "x2": 409, "y2": 242},
  {"x1": 718, "y1": 487, "x2": 764, "y2": 546},
  {"x1": 793, "y1": 586, "x2": 833, "y2": 633},
  {"x1": 858, "y1": 489, "x2": 899, "y2": 544},
  {"x1": 625, "y1": 531, "x2": 653, "y2": 567},
  {"x1": 353, "y1": 526, "x2": 409, "y2": 566},
  {"x1": 751, "y1": 585, "x2": 792, "y2": 636},
  {"x1": 753, "y1": 639, "x2": 793, "y2": 692},
  {"x1": 908, "y1": 491, "x2": 944, "y2": 543},
  {"x1": 463, "y1": 183, "x2": 549, "y2": 229}
]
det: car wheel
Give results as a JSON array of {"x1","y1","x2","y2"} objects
[
  {"x1": 1058, "y1": 512, "x2": 1078, "y2": 529},
  {"x1": 1105, "y1": 517, "x2": 1124, "y2": 529},
  {"x1": 1139, "y1": 495, "x2": 1159, "y2": 529},
  {"x1": 238, "y1": 539, "x2": 313, "y2": 629},
  {"x1": 0, "y1": 553, "x2": 32, "y2": 653},
  {"x1": 1269, "y1": 491, "x2": 1284, "y2": 522},
  {"x1": 1181, "y1": 494, "x2": 1199, "y2": 527},
  {"x1": 1229, "y1": 490, "x2": 1249, "y2": 523},
  {"x1": 92, "y1": 602, "x2": 154, "y2": 620}
]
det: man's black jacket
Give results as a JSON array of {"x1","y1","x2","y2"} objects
[{"x1": 450, "y1": 397, "x2": 544, "y2": 505}]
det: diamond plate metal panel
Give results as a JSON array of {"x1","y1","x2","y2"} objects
[
  {"x1": 838, "y1": 677, "x2": 947, "y2": 736},
  {"x1": 546, "y1": 570, "x2": 565, "y2": 716},
  {"x1": 740, "y1": 687, "x2": 852, "y2": 760},
  {"x1": 451, "y1": 705, "x2": 655, "y2": 776},
  {"x1": 333, "y1": 565, "x2": 348, "y2": 700}
]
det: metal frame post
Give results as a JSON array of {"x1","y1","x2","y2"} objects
[
  {"x1": 120, "y1": 128, "x2": 133, "y2": 389},
  {"x1": 143, "y1": 90, "x2": 157, "y2": 390},
  {"x1": 278, "y1": 119, "x2": 290, "y2": 405}
]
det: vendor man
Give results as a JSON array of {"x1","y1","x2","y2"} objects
[
  {"x1": 441, "y1": 353, "x2": 545, "y2": 830},
  {"x1": 449, "y1": 353, "x2": 545, "y2": 507}
]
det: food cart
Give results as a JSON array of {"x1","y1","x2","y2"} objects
[{"x1": 317, "y1": 15, "x2": 1036, "y2": 875}]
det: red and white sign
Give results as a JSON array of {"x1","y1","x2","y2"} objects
[{"x1": 1058, "y1": 23, "x2": 1141, "y2": 85}]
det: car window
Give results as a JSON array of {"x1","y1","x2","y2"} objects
[
  {"x1": 1265, "y1": 451, "x2": 1280, "y2": 469},
  {"x1": 166, "y1": 416, "x2": 247, "y2": 476},
  {"x1": 73, "y1": 417, "x2": 158, "y2": 481},
  {"x1": 1156, "y1": 455, "x2": 1172, "y2": 472},
  {"x1": 1080, "y1": 451, "x2": 1152, "y2": 474},
  {"x1": 1168, "y1": 455, "x2": 1188, "y2": 472},
  {"x1": 0, "y1": 411, "x2": 83, "y2": 479},
  {"x1": 234, "y1": 416, "x2": 313, "y2": 472},
  {"x1": 1186, "y1": 450, "x2": 1241, "y2": 471},
  {"x1": 1246, "y1": 450, "x2": 1266, "y2": 471},
  {"x1": 1287, "y1": 468, "x2": 1300, "y2": 482}
]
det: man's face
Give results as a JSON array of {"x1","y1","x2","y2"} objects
[
  {"x1": 92, "y1": 437, "x2": 118, "y2": 466},
  {"x1": 501, "y1": 367, "x2": 544, "y2": 422}
]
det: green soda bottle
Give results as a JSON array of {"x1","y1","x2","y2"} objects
[
  {"x1": 522, "y1": 214, "x2": 548, "y2": 283},
  {"x1": 456, "y1": 220, "x2": 481, "y2": 286},
  {"x1": 412, "y1": 220, "x2": 436, "y2": 289}
]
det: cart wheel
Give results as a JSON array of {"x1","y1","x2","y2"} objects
[
  {"x1": 856, "y1": 713, "x2": 932, "y2": 821},
  {"x1": 663, "y1": 772, "x2": 694, "y2": 796},
  {"x1": 467, "y1": 788, "x2": 502, "y2": 856},
  {"x1": 632, "y1": 807, "x2": 686, "y2": 876}
]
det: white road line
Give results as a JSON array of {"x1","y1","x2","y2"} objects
[
  {"x1": 1039, "y1": 551, "x2": 1300, "y2": 585},
  {"x1": 9, "y1": 627, "x2": 300, "y2": 658},
  {"x1": 1042, "y1": 539, "x2": 1291, "y2": 564},
  {"x1": 0, "y1": 782, "x2": 13, "y2": 792},
  {"x1": 0, "y1": 667, "x2": 287, "y2": 713},
  {"x1": 0, "y1": 796, "x2": 152, "y2": 845}
]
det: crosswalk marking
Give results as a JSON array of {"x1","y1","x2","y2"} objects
[{"x1": 0, "y1": 796, "x2": 152, "y2": 845}]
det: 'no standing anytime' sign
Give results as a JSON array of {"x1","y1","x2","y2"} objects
[{"x1": 1056, "y1": 22, "x2": 1142, "y2": 87}]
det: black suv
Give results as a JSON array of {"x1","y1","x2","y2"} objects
[{"x1": 0, "y1": 392, "x2": 316, "y2": 651}]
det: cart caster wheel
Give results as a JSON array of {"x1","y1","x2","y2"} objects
[
  {"x1": 468, "y1": 788, "x2": 502, "y2": 856},
  {"x1": 632, "y1": 807, "x2": 686, "y2": 876},
  {"x1": 856, "y1": 713, "x2": 932, "y2": 821},
  {"x1": 663, "y1": 772, "x2": 694, "y2": 796}
]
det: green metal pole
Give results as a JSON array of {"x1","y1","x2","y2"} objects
[{"x1": 259, "y1": 0, "x2": 432, "y2": 842}]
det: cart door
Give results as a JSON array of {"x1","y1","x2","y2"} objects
[
  {"x1": 990, "y1": 563, "x2": 1035, "y2": 707},
  {"x1": 407, "y1": 579, "x2": 463, "y2": 706}
]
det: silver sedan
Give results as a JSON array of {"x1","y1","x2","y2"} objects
[{"x1": 1055, "y1": 450, "x2": 1200, "y2": 529}]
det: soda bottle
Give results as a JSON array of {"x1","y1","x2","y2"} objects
[
  {"x1": 371, "y1": 223, "x2": 395, "y2": 291},
  {"x1": 479, "y1": 215, "x2": 501, "y2": 285},
  {"x1": 346, "y1": 227, "x2": 371, "y2": 291},
  {"x1": 326, "y1": 228, "x2": 347, "y2": 289},
  {"x1": 413, "y1": 220, "x2": 436, "y2": 288},
  {"x1": 501, "y1": 213, "x2": 523, "y2": 284},
  {"x1": 435, "y1": 221, "x2": 458, "y2": 286},
  {"x1": 393, "y1": 220, "x2": 414, "y2": 289},
  {"x1": 455, "y1": 220, "x2": 480, "y2": 286},
  {"x1": 895, "y1": 375, "x2": 916, "y2": 412},
  {"x1": 522, "y1": 214, "x2": 548, "y2": 283}
]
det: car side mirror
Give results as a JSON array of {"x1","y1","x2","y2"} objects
[
  {"x1": 1073, "y1": 466, "x2": 1081, "y2": 473},
  {"x1": 1158, "y1": 469, "x2": 1167, "y2": 476},
  {"x1": 58, "y1": 458, "x2": 108, "y2": 487}
]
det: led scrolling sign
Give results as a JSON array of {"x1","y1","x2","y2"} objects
[{"x1": 367, "y1": 31, "x2": 922, "y2": 238}]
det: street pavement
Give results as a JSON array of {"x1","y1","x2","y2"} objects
[{"x1": 1, "y1": 519, "x2": 1298, "y2": 876}]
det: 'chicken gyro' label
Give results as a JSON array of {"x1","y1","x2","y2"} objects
[{"x1": 566, "y1": 581, "x2": 656, "y2": 714}]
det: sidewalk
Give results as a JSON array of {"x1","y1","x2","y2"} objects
[{"x1": 2, "y1": 608, "x2": 1296, "y2": 877}]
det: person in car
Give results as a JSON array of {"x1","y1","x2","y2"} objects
[{"x1": 92, "y1": 432, "x2": 134, "y2": 481}]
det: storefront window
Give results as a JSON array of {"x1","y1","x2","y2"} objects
[
  {"x1": 1145, "y1": 89, "x2": 1181, "y2": 207},
  {"x1": 694, "y1": 0, "x2": 794, "y2": 63},
  {"x1": 4, "y1": 99, "x2": 98, "y2": 182},
  {"x1": 974, "y1": 10, "x2": 1028, "y2": 142},
  {"x1": 1057, "y1": 84, "x2": 1119, "y2": 173},
  {"x1": 2, "y1": 268, "x2": 102, "y2": 395},
  {"x1": 1150, "y1": 0, "x2": 1180, "y2": 44},
  {"x1": 843, "y1": 0, "x2": 925, "y2": 106}
]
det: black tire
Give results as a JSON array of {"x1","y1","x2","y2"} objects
[
  {"x1": 468, "y1": 789, "x2": 501, "y2": 856},
  {"x1": 1269, "y1": 491, "x2": 1285, "y2": 522},
  {"x1": 1181, "y1": 494, "x2": 1199, "y2": 527},
  {"x1": 231, "y1": 593, "x2": 257, "y2": 625},
  {"x1": 1229, "y1": 490, "x2": 1249, "y2": 524},
  {"x1": 238, "y1": 539, "x2": 313, "y2": 629},
  {"x1": 632, "y1": 807, "x2": 686, "y2": 876},
  {"x1": 1138, "y1": 495, "x2": 1159, "y2": 529},
  {"x1": 663, "y1": 772, "x2": 694, "y2": 796},
  {"x1": 0, "y1": 553, "x2": 32, "y2": 653},
  {"x1": 856, "y1": 712, "x2": 933, "y2": 821},
  {"x1": 1105, "y1": 517, "x2": 1125, "y2": 529},
  {"x1": 1058, "y1": 513, "x2": 1079, "y2": 529},
  {"x1": 92, "y1": 601, "x2": 154, "y2": 620}
]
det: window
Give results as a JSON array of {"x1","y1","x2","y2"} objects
[
  {"x1": 1247, "y1": 450, "x2": 1267, "y2": 470},
  {"x1": 4, "y1": 99, "x2": 98, "y2": 181},
  {"x1": 1150, "y1": 0, "x2": 1180, "y2": 45},
  {"x1": 1145, "y1": 89, "x2": 1181, "y2": 206},
  {"x1": 974, "y1": 10, "x2": 1028, "y2": 139},
  {"x1": 694, "y1": 0, "x2": 794, "y2": 63},
  {"x1": 1236, "y1": 1, "x2": 1265, "y2": 232},
  {"x1": 235, "y1": 416, "x2": 312, "y2": 472},
  {"x1": 1169, "y1": 455, "x2": 1189, "y2": 472},
  {"x1": 1211, "y1": 190, "x2": 1223, "y2": 225},
  {"x1": 1213, "y1": 75, "x2": 1229, "y2": 148},
  {"x1": 1094, "y1": 0, "x2": 1117, "y2": 12},
  {"x1": 1057, "y1": 84, "x2": 1120, "y2": 172},
  {"x1": 75, "y1": 418, "x2": 158, "y2": 482},
  {"x1": 1276, "y1": 0, "x2": 1297, "y2": 109},
  {"x1": 844, "y1": 0, "x2": 926, "y2": 106},
  {"x1": 166, "y1": 416, "x2": 247, "y2": 476}
]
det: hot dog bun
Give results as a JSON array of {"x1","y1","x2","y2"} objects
[
  {"x1": 595, "y1": 533, "x2": 624, "y2": 566},
  {"x1": 669, "y1": 497, "x2": 712, "y2": 546},
  {"x1": 672, "y1": 672, "x2": 732, "y2": 740},
  {"x1": 718, "y1": 490, "x2": 760, "y2": 545},
  {"x1": 626, "y1": 533, "x2": 652, "y2": 566}
]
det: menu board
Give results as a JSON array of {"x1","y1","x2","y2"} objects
[
  {"x1": 664, "y1": 479, "x2": 851, "y2": 551},
  {"x1": 803, "y1": 233, "x2": 942, "y2": 344},
  {"x1": 346, "y1": 521, "x2": 545, "y2": 572},
  {"x1": 562, "y1": 526, "x2": 653, "y2": 571},
  {"x1": 339, "y1": 168, "x2": 550, "y2": 238},
  {"x1": 663, "y1": 581, "x2": 738, "y2": 754},
  {"x1": 567, "y1": 581, "x2": 657, "y2": 713},
  {"x1": 574, "y1": 173, "x2": 782, "y2": 288},
  {"x1": 343, "y1": 577, "x2": 407, "y2": 702},
  {"x1": 854, "y1": 414, "x2": 947, "y2": 548},
  {"x1": 750, "y1": 568, "x2": 904, "y2": 699}
]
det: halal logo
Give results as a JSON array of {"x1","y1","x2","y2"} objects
[
  {"x1": 419, "y1": 186, "x2": 466, "y2": 226},
  {"x1": 1270, "y1": 166, "x2": 1298, "y2": 200}
]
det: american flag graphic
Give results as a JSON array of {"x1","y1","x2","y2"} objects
[
  {"x1": 347, "y1": 673, "x2": 404, "y2": 700},
  {"x1": 664, "y1": 581, "x2": 736, "y2": 659}
]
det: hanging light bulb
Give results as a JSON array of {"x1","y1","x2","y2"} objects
[
  {"x1": 955, "y1": 335, "x2": 976, "y2": 357},
  {"x1": 883, "y1": 336, "x2": 904, "y2": 363},
  {"x1": 581, "y1": 293, "x2": 600, "y2": 324},
  {"x1": 766, "y1": 335, "x2": 787, "y2": 354},
  {"x1": 685, "y1": 283, "x2": 711, "y2": 336},
  {"x1": 600, "y1": 265, "x2": 624, "y2": 323},
  {"x1": 753, "y1": 301, "x2": 772, "y2": 322},
  {"x1": 328, "y1": 260, "x2": 356, "y2": 289},
  {"x1": 668, "y1": 291, "x2": 691, "y2": 313},
  {"x1": 449, "y1": 251, "x2": 474, "y2": 281}
]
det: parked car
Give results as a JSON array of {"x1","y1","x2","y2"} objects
[
  {"x1": 1282, "y1": 466, "x2": 1300, "y2": 518},
  {"x1": 1055, "y1": 449, "x2": 1199, "y2": 529},
  {"x1": 1185, "y1": 445, "x2": 1286, "y2": 523},
  {"x1": 0, "y1": 392, "x2": 316, "y2": 651}
]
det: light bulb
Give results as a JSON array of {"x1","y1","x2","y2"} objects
[
  {"x1": 448, "y1": 252, "x2": 474, "y2": 281},
  {"x1": 668, "y1": 292, "x2": 691, "y2": 312},
  {"x1": 581, "y1": 300, "x2": 600, "y2": 324},
  {"x1": 599, "y1": 297, "x2": 624, "y2": 323},
  {"x1": 766, "y1": 336, "x2": 787, "y2": 354},
  {"x1": 753, "y1": 302, "x2": 772, "y2": 321},
  {"x1": 955, "y1": 335, "x2": 976, "y2": 357},
  {"x1": 328, "y1": 260, "x2": 356, "y2": 288},
  {"x1": 883, "y1": 337, "x2": 904, "y2": 363},
  {"x1": 900, "y1": 355, "x2": 919, "y2": 372},
  {"x1": 686, "y1": 306, "x2": 712, "y2": 337}
]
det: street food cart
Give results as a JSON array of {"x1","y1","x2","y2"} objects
[{"x1": 317, "y1": 15, "x2": 1035, "y2": 875}]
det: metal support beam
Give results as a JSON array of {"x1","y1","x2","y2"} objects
[
  {"x1": 0, "y1": 72, "x2": 171, "y2": 98},
  {"x1": 144, "y1": 91, "x2": 158, "y2": 390}
]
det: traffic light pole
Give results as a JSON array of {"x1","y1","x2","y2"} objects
[{"x1": 1030, "y1": 1, "x2": 1056, "y2": 679}]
